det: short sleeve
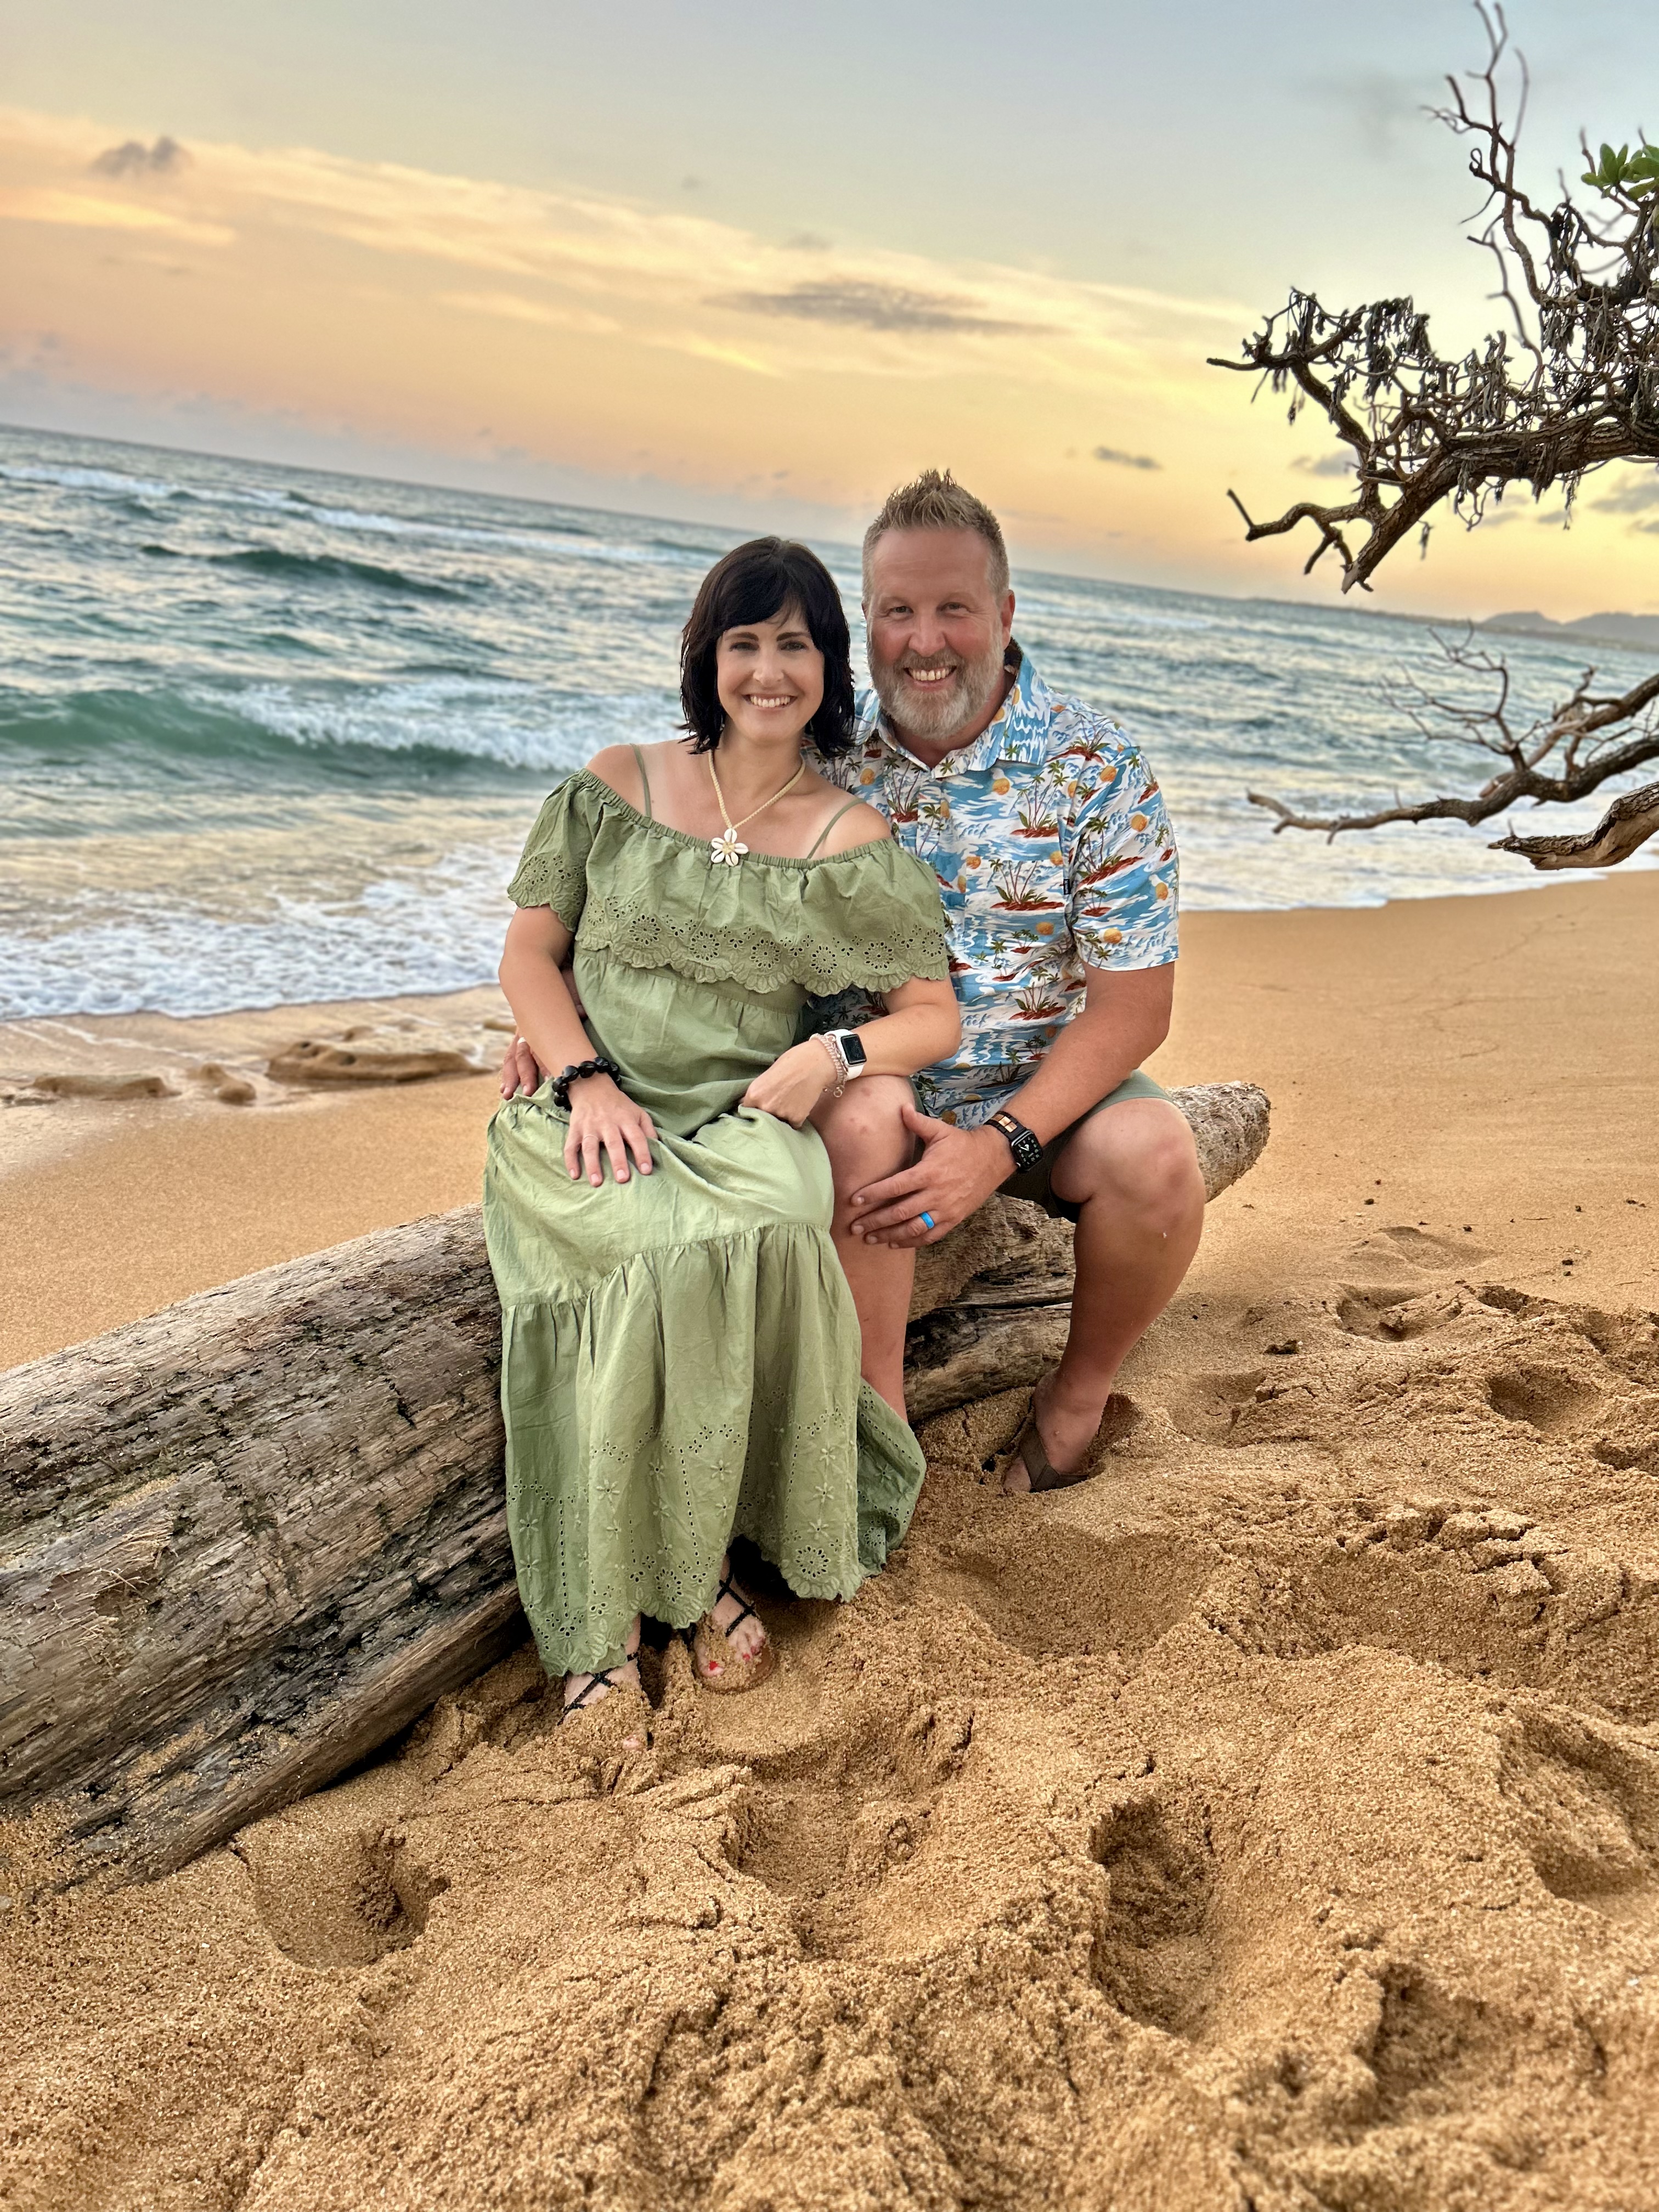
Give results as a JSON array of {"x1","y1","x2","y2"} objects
[
  {"x1": 804, "y1": 843, "x2": 951, "y2": 992},
  {"x1": 1065, "y1": 746, "x2": 1180, "y2": 970},
  {"x1": 506, "y1": 776, "x2": 596, "y2": 927}
]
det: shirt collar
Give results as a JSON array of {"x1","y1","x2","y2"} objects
[{"x1": 859, "y1": 646, "x2": 1053, "y2": 772}]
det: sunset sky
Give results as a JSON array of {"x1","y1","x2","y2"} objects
[{"x1": 3, "y1": 0, "x2": 1656, "y2": 617}]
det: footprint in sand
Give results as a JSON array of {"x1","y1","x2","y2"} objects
[
  {"x1": 1494, "y1": 1699, "x2": 1659, "y2": 1922},
  {"x1": 941, "y1": 1520, "x2": 1218, "y2": 1663},
  {"x1": 1485, "y1": 1363, "x2": 1604, "y2": 1437},
  {"x1": 1334, "y1": 1285, "x2": 1468, "y2": 1340},
  {"x1": 1088, "y1": 1785, "x2": 1218, "y2": 2040},
  {"x1": 235, "y1": 1805, "x2": 449, "y2": 1968}
]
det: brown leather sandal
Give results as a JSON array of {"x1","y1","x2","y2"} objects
[
  {"x1": 1004, "y1": 1385, "x2": 1141, "y2": 1492},
  {"x1": 1006, "y1": 1410, "x2": 1096, "y2": 1491},
  {"x1": 690, "y1": 1569, "x2": 776, "y2": 1695}
]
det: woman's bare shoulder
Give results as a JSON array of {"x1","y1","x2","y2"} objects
[
  {"x1": 580, "y1": 743, "x2": 650, "y2": 808},
  {"x1": 817, "y1": 798, "x2": 893, "y2": 857}
]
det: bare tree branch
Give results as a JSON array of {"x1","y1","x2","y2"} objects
[
  {"x1": 1214, "y1": 4, "x2": 1659, "y2": 867},
  {"x1": 1246, "y1": 667, "x2": 1659, "y2": 861},
  {"x1": 1492, "y1": 778, "x2": 1659, "y2": 867}
]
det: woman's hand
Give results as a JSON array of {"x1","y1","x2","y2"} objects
[
  {"x1": 564, "y1": 1073, "x2": 656, "y2": 1186},
  {"x1": 741, "y1": 1040, "x2": 832, "y2": 1127}
]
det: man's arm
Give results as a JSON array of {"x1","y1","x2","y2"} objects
[
  {"x1": 985, "y1": 962, "x2": 1172, "y2": 1144},
  {"x1": 848, "y1": 961, "x2": 1174, "y2": 1246}
]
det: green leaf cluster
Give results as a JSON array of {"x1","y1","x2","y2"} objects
[{"x1": 1582, "y1": 139, "x2": 1659, "y2": 198}]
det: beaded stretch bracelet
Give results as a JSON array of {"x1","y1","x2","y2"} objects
[
  {"x1": 815, "y1": 1030, "x2": 850, "y2": 1097},
  {"x1": 551, "y1": 1056, "x2": 623, "y2": 1110}
]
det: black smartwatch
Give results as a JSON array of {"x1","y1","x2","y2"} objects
[{"x1": 987, "y1": 1108, "x2": 1043, "y2": 1175}]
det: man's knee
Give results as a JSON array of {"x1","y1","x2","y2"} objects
[
  {"x1": 1053, "y1": 1101, "x2": 1204, "y2": 1227},
  {"x1": 814, "y1": 1074, "x2": 912, "y2": 1193}
]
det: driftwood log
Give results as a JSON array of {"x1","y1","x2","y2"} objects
[{"x1": 0, "y1": 1082, "x2": 1266, "y2": 1888}]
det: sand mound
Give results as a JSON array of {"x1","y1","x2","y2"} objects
[
  {"x1": 29, "y1": 1072, "x2": 179, "y2": 1101},
  {"x1": 6, "y1": 1219, "x2": 1659, "y2": 2209},
  {"x1": 266, "y1": 1039, "x2": 482, "y2": 1085}
]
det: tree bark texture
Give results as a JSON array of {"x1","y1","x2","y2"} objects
[
  {"x1": 0, "y1": 1213, "x2": 517, "y2": 1888},
  {"x1": 0, "y1": 1082, "x2": 1266, "y2": 1887}
]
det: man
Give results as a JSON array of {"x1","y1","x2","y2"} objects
[
  {"x1": 813, "y1": 471, "x2": 1203, "y2": 1492},
  {"x1": 505, "y1": 470, "x2": 1206, "y2": 1492}
]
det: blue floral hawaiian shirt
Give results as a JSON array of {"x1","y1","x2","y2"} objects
[{"x1": 823, "y1": 650, "x2": 1180, "y2": 1127}]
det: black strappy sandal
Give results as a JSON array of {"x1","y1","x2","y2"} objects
[
  {"x1": 690, "y1": 1567, "x2": 776, "y2": 1696},
  {"x1": 559, "y1": 1663, "x2": 633, "y2": 1723},
  {"x1": 560, "y1": 1618, "x2": 644, "y2": 1725}
]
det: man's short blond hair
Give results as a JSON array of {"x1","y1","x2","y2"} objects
[{"x1": 861, "y1": 468, "x2": 1010, "y2": 601}]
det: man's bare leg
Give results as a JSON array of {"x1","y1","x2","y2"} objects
[
  {"x1": 1005, "y1": 1100, "x2": 1205, "y2": 1493},
  {"x1": 811, "y1": 1075, "x2": 916, "y2": 1414}
]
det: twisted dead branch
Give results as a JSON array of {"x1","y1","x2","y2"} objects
[{"x1": 1212, "y1": 4, "x2": 1659, "y2": 868}]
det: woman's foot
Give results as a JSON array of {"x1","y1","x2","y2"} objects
[
  {"x1": 691, "y1": 1556, "x2": 775, "y2": 1694},
  {"x1": 561, "y1": 1615, "x2": 642, "y2": 1723}
]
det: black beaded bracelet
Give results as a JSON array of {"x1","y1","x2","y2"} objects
[{"x1": 551, "y1": 1056, "x2": 622, "y2": 1110}]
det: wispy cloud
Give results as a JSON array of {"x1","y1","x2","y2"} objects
[
  {"x1": 1093, "y1": 444, "x2": 1160, "y2": 471},
  {"x1": 1594, "y1": 471, "x2": 1659, "y2": 514},
  {"x1": 441, "y1": 290, "x2": 620, "y2": 335},
  {"x1": 713, "y1": 279, "x2": 1040, "y2": 336},
  {"x1": 0, "y1": 104, "x2": 1248, "y2": 394},
  {"x1": 90, "y1": 134, "x2": 189, "y2": 178},
  {"x1": 1291, "y1": 450, "x2": 1355, "y2": 478},
  {"x1": 0, "y1": 184, "x2": 230, "y2": 245},
  {"x1": 1304, "y1": 70, "x2": 1431, "y2": 160}
]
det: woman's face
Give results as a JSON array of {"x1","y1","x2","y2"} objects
[{"x1": 714, "y1": 604, "x2": 825, "y2": 747}]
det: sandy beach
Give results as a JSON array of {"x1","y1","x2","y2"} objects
[{"x1": 5, "y1": 870, "x2": 1659, "y2": 2209}]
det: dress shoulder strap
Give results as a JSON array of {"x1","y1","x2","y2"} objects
[
  {"x1": 629, "y1": 743, "x2": 653, "y2": 820},
  {"x1": 804, "y1": 794, "x2": 867, "y2": 859}
]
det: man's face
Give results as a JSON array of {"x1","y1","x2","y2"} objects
[{"x1": 864, "y1": 527, "x2": 1015, "y2": 744}]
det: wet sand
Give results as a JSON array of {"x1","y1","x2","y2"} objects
[
  {"x1": 4, "y1": 870, "x2": 1659, "y2": 2209},
  {"x1": 0, "y1": 987, "x2": 511, "y2": 1364}
]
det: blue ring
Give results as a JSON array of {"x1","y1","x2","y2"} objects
[{"x1": 918, "y1": 1211, "x2": 936, "y2": 1230}]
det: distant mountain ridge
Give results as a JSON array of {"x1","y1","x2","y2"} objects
[{"x1": 1479, "y1": 609, "x2": 1659, "y2": 653}]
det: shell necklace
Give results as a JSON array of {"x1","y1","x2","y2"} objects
[{"x1": 706, "y1": 751, "x2": 805, "y2": 866}]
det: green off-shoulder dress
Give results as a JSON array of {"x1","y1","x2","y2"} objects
[{"x1": 483, "y1": 766, "x2": 952, "y2": 1677}]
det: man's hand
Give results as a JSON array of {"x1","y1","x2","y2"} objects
[
  {"x1": 500, "y1": 1035, "x2": 546, "y2": 1100},
  {"x1": 500, "y1": 961, "x2": 585, "y2": 1098},
  {"x1": 849, "y1": 1104, "x2": 1009, "y2": 1245}
]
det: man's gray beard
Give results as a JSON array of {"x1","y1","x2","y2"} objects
[{"x1": 870, "y1": 636, "x2": 1007, "y2": 746}]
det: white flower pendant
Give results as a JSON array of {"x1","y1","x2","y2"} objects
[{"x1": 709, "y1": 830, "x2": 748, "y2": 866}]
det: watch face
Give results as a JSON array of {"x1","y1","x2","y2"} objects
[
  {"x1": 992, "y1": 1113, "x2": 1041, "y2": 1171},
  {"x1": 841, "y1": 1031, "x2": 868, "y2": 1066}
]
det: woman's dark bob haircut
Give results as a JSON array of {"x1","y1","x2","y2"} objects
[{"x1": 679, "y1": 537, "x2": 856, "y2": 755}]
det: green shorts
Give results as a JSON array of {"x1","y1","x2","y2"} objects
[{"x1": 995, "y1": 1069, "x2": 1172, "y2": 1224}]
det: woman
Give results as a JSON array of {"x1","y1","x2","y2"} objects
[{"x1": 485, "y1": 537, "x2": 957, "y2": 1720}]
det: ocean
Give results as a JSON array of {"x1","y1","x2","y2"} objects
[{"x1": 4, "y1": 424, "x2": 1652, "y2": 1023}]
